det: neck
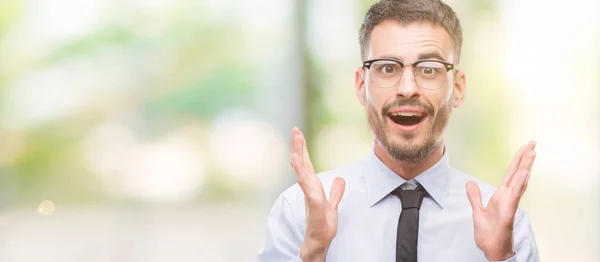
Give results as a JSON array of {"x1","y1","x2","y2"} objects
[{"x1": 373, "y1": 140, "x2": 445, "y2": 180}]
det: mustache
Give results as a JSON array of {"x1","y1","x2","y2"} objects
[{"x1": 382, "y1": 98, "x2": 434, "y2": 116}]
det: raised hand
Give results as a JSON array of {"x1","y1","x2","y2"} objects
[
  {"x1": 289, "y1": 127, "x2": 346, "y2": 262},
  {"x1": 466, "y1": 141, "x2": 537, "y2": 261}
]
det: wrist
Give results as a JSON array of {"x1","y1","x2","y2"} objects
[
  {"x1": 485, "y1": 250, "x2": 515, "y2": 261},
  {"x1": 482, "y1": 228, "x2": 514, "y2": 261},
  {"x1": 300, "y1": 238, "x2": 328, "y2": 262}
]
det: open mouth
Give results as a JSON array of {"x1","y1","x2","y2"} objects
[{"x1": 388, "y1": 112, "x2": 426, "y2": 127}]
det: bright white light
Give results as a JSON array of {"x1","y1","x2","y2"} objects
[
  {"x1": 308, "y1": 0, "x2": 360, "y2": 64},
  {"x1": 82, "y1": 123, "x2": 205, "y2": 202},
  {"x1": 501, "y1": 0, "x2": 600, "y2": 190},
  {"x1": 28, "y1": 0, "x2": 103, "y2": 44},
  {"x1": 3, "y1": 66, "x2": 94, "y2": 128},
  {"x1": 209, "y1": 111, "x2": 286, "y2": 186},
  {"x1": 37, "y1": 200, "x2": 55, "y2": 216},
  {"x1": 121, "y1": 135, "x2": 204, "y2": 202}
]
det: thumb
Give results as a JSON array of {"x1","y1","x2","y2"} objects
[
  {"x1": 329, "y1": 177, "x2": 346, "y2": 210},
  {"x1": 466, "y1": 181, "x2": 484, "y2": 212}
]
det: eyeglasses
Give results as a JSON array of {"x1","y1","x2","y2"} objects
[{"x1": 362, "y1": 58, "x2": 455, "y2": 90}]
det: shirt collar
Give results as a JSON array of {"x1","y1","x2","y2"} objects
[{"x1": 363, "y1": 146, "x2": 451, "y2": 208}]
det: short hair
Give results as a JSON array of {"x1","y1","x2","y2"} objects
[{"x1": 359, "y1": 0, "x2": 463, "y2": 62}]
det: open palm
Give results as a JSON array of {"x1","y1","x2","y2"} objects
[
  {"x1": 467, "y1": 142, "x2": 537, "y2": 261},
  {"x1": 289, "y1": 127, "x2": 345, "y2": 260}
]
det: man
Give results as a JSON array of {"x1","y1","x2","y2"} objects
[{"x1": 257, "y1": 0, "x2": 539, "y2": 261}]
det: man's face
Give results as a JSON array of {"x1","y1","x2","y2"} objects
[{"x1": 355, "y1": 20, "x2": 466, "y2": 164}]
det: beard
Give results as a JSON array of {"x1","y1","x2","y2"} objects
[{"x1": 366, "y1": 96, "x2": 453, "y2": 164}]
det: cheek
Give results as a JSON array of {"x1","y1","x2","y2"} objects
[
  {"x1": 424, "y1": 88, "x2": 453, "y2": 113},
  {"x1": 366, "y1": 86, "x2": 394, "y2": 110},
  {"x1": 444, "y1": 85, "x2": 454, "y2": 102},
  {"x1": 436, "y1": 92, "x2": 455, "y2": 118}
]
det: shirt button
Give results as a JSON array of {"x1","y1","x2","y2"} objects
[{"x1": 404, "y1": 183, "x2": 414, "y2": 190}]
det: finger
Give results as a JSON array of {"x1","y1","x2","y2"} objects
[
  {"x1": 521, "y1": 152, "x2": 537, "y2": 194},
  {"x1": 511, "y1": 170, "x2": 529, "y2": 197},
  {"x1": 501, "y1": 146, "x2": 526, "y2": 187},
  {"x1": 523, "y1": 150, "x2": 537, "y2": 172},
  {"x1": 298, "y1": 131, "x2": 315, "y2": 174},
  {"x1": 510, "y1": 150, "x2": 536, "y2": 189},
  {"x1": 466, "y1": 181, "x2": 484, "y2": 212},
  {"x1": 290, "y1": 127, "x2": 298, "y2": 152},
  {"x1": 291, "y1": 152, "x2": 308, "y2": 184},
  {"x1": 292, "y1": 153, "x2": 322, "y2": 204},
  {"x1": 329, "y1": 177, "x2": 346, "y2": 210},
  {"x1": 530, "y1": 140, "x2": 536, "y2": 151},
  {"x1": 290, "y1": 127, "x2": 299, "y2": 165},
  {"x1": 294, "y1": 133, "x2": 305, "y2": 168},
  {"x1": 517, "y1": 141, "x2": 536, "y2": 169}
]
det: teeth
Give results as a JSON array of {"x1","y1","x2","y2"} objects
[{"x1": 391, "y1": 112, "x2": 422, "y2": 117}]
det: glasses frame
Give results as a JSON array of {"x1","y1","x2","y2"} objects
[{"x1": 362, "y1": 58, "x2": 455, "y2": 90}]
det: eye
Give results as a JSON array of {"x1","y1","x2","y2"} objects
[
  {"x1": 422, "y1": 67, "x2": 435, "y2": 75},
  {"x1": 416, "y1": 61, "x2": 444, "y2": 76},
  {"x1": 380, "y1": 64, "x2": 396, "y2": 74},
  {"x1": 370, "y1": 61, "x2": 401, "y2": 77}
]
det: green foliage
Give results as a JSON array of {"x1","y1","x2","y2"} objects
[
  {"x1": 144, "y1": 65, "x2": 255, "y2": 119},
  {"x1": 42, "y1": 27, "x2": 134, "y2": 65},
  {"x1": 0, "y1": 2, "x2": 255, "y2": 203}
]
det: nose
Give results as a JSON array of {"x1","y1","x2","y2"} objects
[{"x1": 396, "y1": 70, "x2": 420, "y2": 98}]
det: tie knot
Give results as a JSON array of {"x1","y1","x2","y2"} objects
[{"x1": 392, "y1": 184, "x2": 426, "y2": 210}]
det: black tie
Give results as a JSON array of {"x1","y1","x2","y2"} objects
[{"x1": 392, "y1": 184, "x2": 426, "y2": 262}]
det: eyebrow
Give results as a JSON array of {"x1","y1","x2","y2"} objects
[
  {"x1": 417, "y1": 52, "x2": 446, "y2": 61},
  {"x1": 374, "y1": 52, "x2": 447, "y2": 62},
  {"x1": 377, "y1": 55, "x2": 404, "y2": 61}
]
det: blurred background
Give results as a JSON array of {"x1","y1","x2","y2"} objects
[{"x1": 0, "y1": 0, "x2": 598, "y2": 261}]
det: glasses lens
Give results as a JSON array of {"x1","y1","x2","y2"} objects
[
  {"x1": 414, "y1": 61, "x2": 448, "y2": 90},
  {"x1": 368, "y1": 60, "x2": 402, "y2": 88}
]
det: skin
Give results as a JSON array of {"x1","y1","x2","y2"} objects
[{"x1": 290, "y1": 20, "x2": 537, "y2": 262}]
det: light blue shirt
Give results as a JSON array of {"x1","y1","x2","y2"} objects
[{"x1": 257, "y1": 148, "x2": 540, "y2": 262}]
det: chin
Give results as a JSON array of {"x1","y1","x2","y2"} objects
[
  {"x1": 397, "y1": 136, "x2": 427, "y2": 150},
  {"x1": 388, "y1": 127, "x2": 422, "y2": 141},
  {"x1": 388, "y1": 125, "x2": 438, "y2": 147}
]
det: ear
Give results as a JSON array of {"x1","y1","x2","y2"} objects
[
  {"x1": 356, "y1": 67, "x2": 366, "y2": 106},
  {"x1": 452, "y1": 70, "x2": 466, "y2": 108}
]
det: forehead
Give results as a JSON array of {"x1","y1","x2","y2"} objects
[{"x1": 366, "y1": 19, "x2": 454, "y2": 62}]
